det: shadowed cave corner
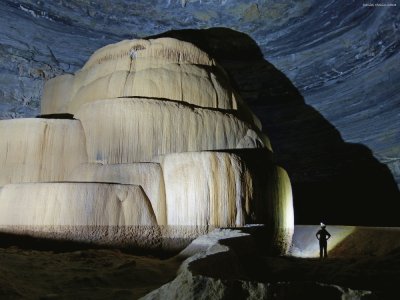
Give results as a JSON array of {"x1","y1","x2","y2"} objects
[{"x1": 149, "y1": 27, "x2": 400, "y2": 227}]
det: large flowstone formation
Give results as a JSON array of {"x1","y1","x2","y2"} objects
[{"x1": 0, "y1": 38, "x2": 293, "y2": 253}]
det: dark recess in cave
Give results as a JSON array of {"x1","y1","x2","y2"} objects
[
  {"x1": 149, "y1": 28, "x2": 400, "y2": 226},
  {"x1": 37, "y1": 113, "x2": 75, "y2": 119}
]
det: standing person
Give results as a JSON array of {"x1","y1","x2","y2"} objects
[{"x1": 316, "y1": 223, "x2": 331, "y2": 259}]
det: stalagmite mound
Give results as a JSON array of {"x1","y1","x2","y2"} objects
[{"x1": 0, "y1": 38, "x2": 293, "y2": 253}]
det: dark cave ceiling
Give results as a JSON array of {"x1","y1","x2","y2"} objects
[{"x1": 0, "y1": 0, "x2": 399, "y2": 225}]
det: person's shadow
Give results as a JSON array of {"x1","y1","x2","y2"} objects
[{"x1": 148, "y1": 28, "x2": 400, "y2": 226}]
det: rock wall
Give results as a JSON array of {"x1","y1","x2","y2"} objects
[
  {"x1": 0, "y1": 118, "x2": 87, "y2": 186},
  {"x1": 0, "y1": 183, "x2": 161, "y2": 249},
  {"x1": 68, "y1": 163, "x2": 167, "y2": 225},
  {"x1": 158, "y1": 151, "x2": 293, "y2": 229},
  {"x1": 157, "y1": 150, "x2": 293, "y2": 251},
  {"x1": 0, "y1": 182, "x2": 157, "y2": 226},
  {"x1": 76, "y1": 98, "x2": 269, "y2": 164},
  {"x1": 150, "y1": 28, "x2": 400, "y2": 226}
]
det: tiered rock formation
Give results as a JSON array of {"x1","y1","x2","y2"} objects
[
  {"x1": 2, "y1": 2, "x2": 400, "y2": 227},
  {"x1": 0, "y1": 38, "x2": 293, "y2": 253}
]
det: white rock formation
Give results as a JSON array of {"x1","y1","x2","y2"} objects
[
  {"x1": 0, "y1": 118, "x2": 87, "y2": 187},
  {"x1": 42, "y1": 37, "x2": 261, "y2": 129},
  {"x1": 0, "y1": 182, "x2": 156, "y2": 226},
  {"x1": 42, "y1": 38, "x2": 237, "y2": 114},
  {"x1": 0, "y1": 37, "x2": 293, "y2": 252},
  {"x1": 160, "y1": 152, "x2": 265, "y2": 227},
  {"x1": 157, "y1": 150, "x2": 293, "y2": 251},
  {"x1": 0, "y1": 183, "x2": 160, "y2": 248},
  {"x1": 68, "y1": 163, "x2": 167, "y2": 225},
  {"x1": 75, "y1": 98, "x2": 270, "y2": 164}
]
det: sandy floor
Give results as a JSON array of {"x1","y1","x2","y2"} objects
[{"x1": 0, "y1": 247, "x2": 180, "y2": 300}]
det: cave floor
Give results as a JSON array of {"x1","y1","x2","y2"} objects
[
  {"x1": 0, "y1": 244, "x2": 399, "y2": 299},
  {"x1": 0, "y1": 246, "x2": 180, "y2": 300},
  {"x1": 246, "y1": 253, "x2": 400, "y2": 296}
]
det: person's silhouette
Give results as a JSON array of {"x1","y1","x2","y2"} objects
[{"x1": 316, "y1": 222, "x2": 331, "y2": 259}]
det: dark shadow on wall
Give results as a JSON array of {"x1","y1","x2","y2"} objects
[{"x1": 148, "y1": 28, "x2": 400, "y2": 226}]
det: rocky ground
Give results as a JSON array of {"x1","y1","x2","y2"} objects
[
  {"x1": 1, "y1": 246, "x2": 399, "y2": 299},
  {"x1": 0, "y1": 227, "x2": 399, "y2": 299}
]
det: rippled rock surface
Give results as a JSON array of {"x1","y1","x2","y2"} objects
[
  {"x1": 0, "y1": 36, "x2": 293, "y2": 252},
  {"x1": 0, "y1": 0, "x2": 399, "y2": 225}
]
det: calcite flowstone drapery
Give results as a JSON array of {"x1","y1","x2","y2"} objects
[
  {"x1": 0, "y1": 37, "x2": 293, "y2": 253},
  {"x1": 0, "y1": 118, "x2": 87, "y2": 186},
  {"x1": 69, "y1": 163, "x2": 167, "y2": 226}
]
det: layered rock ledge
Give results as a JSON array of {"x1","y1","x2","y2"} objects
[{"x1": 0, "y1": 37, "x2": 293, "y2": 253}]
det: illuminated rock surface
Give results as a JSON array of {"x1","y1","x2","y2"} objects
[
  {"x1": 68, "y1": 163, "x2": 167, "y2": 225},
  {"x1": 0, "y1": 118, "x2": 87, "y2": 186},
  {"x1": 142, "y1": 228, "x2": 377, "y2": 300},
  {"x1": 76, "y1": 98, "x2": 268, "y2": 163},
  {"x1": 0, "y1": 1, "x2": 398, "y2": 226},
  {"x1": 0, "y1": 182, "x2": 160, "y2": 249},
  {"x1": 0, "y1": 36, "x2": 293, "y2": 252},
  {"x1": 290, "y1": 225, "x2": 400, "y2": 258},
  {"x1": 0, "y1": 3, "x2": 399, "y2": 298},
  {"x1": 158, "y1": 151, "x2": 293, "y2": 251},
  {"x1": 42, "y1": 38, "x2": 238, "y2": 115}
]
